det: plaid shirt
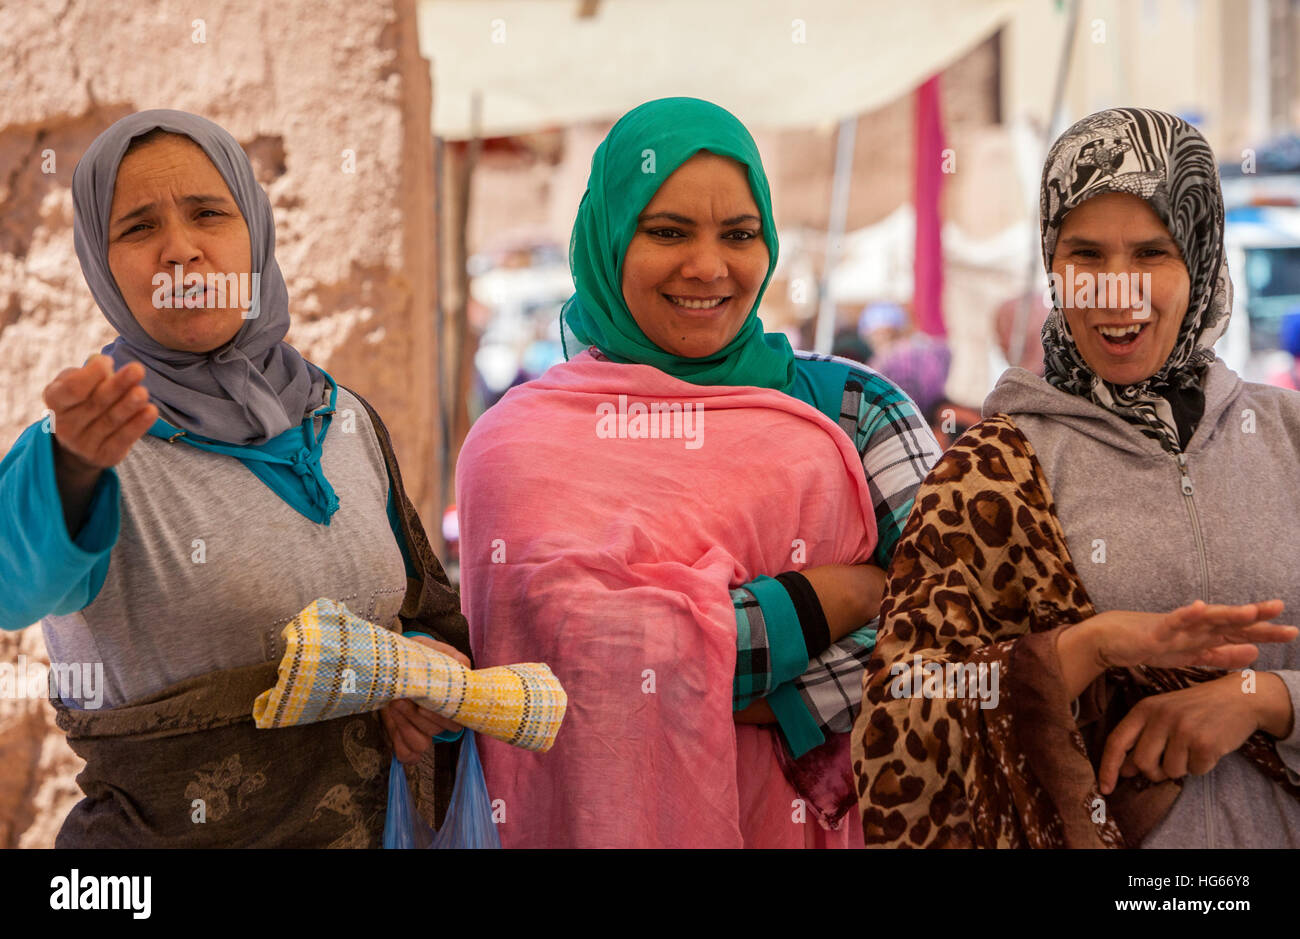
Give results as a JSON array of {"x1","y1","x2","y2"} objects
[{"x1": 732, "y1": 352, "x2": 942, "y2": 756}]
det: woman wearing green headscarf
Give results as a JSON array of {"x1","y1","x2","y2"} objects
[{"x1": 456, "y1": 97, "x2": 941, "y2": 847}]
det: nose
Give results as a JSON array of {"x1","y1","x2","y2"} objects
[
  {"x1": 1089, "y1": 259, "x2": 1145, "y2": 318},
  {"x1": 678, "y1": 240, "x2": 727, "y2": 283},
  {"x1": 157, "y1": 217, "x2": 203, "y2": 269},
  {"x1": 1095, "y1": 262, "x2": 1148, "y2": 320}
]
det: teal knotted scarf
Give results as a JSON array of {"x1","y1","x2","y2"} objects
[{"x1": 145, "y1": 370, "x2": 340, "y2": 525}]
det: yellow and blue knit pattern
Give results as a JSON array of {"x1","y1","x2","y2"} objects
[{"x1": 252, "y1": 598, "x2": 566, "y2": 752}]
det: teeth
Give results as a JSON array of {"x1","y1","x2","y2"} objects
[
  {"x1": 1098, "y1": 324, "x2": 1143, "y2": 338},
  {"x1": 667, "y1": 295, "x2": 726, "y2": 310}
]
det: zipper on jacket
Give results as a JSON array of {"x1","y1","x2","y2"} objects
[
  {"x1": 1204, "y1": 767, "x2": 1216, "y2": 847},
  {"x1": 1175, "y1": 453, "x2": 1210, "y2": 602},
  {"x1": 1176, "y1": 452, "x2": 1216, "y2": 847}
]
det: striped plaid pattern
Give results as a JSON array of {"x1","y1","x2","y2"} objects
[
  {"x1": 731, "y1": 584, "x2": 772, "y2": 709},
  {"x1": 733, "y1": 354, "x2": 942, "y2": 736},
  {"x1": 253, "y1": 598, "x2": 567, "y2": 752},
  {"x1": 805, "y1": 351, "x2": 942, "y2": 567},
  {"x1": 787, "y1": 621, "x2": 878, "y2": 735}
]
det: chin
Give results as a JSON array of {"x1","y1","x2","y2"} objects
[
  {"x1": 163, "y1": 329, "x2": 241, "y2": 354},
  {"x1": 1095, "y1": 365, "x2": 1157, "y2": 386},
  {"x1": 152, "y1": 314, "x2": 245, "y2": 354},
  {"x1": 170, "y1": 341, "x2": 220, "y2": 354},
  {"x1": 664, "y1": 324, "x2": 747, "y2": 359}
]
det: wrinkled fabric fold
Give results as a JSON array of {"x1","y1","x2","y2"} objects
[{"x1": 457, "y1": 351, "x2": 876, "y2": 847}]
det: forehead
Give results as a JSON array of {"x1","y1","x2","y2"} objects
[
  {"x1": 1060, "y1": 191, "x2": 1167, "y2": 235},
  {"x1": 642, "y1": 151, "x2": 756, "y2": 210},
  {"x1": 110, "y1": 135, "x2": 231, "y2": 205}
]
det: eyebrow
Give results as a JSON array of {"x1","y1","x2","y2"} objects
[
  {"x1": 1059, "y1": 234, "x2": 1177, "y2": 249},
  {"x1": 637, "y1": 211, "x2": 761, "y2": 226},
  {"x1": 112, "y1": 194, "x2": 234, "y2": 226}
]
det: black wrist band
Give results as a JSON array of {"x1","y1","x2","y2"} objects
[{"x1": 774, "y1": 570, "x2": 832, "y2": 658}]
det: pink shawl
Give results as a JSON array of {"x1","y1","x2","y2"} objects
[{"x1": 455, "y1": 351, "x2": 875, "y2": 847}]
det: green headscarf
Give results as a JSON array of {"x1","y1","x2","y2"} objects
[{"x1": 561, "y1": 97, "x2": 796, "y2": 392}]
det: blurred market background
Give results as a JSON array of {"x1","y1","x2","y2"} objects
[
  {"x1": 4, "y1": 0, "x2": 1300, "y2": 846},
  {"x1": 427, "y1": 0, "x2": 1300, "y2": 573}
]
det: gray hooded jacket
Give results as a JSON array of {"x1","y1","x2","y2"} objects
[{"x1": 984, "y1": 358, "x2": 1300, "y2": 848}]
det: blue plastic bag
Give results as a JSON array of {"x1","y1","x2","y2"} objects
[
  {"x1": 382, "y1": 753, "x2": 434, "y2": 848},
  {"x1": 383, "y1": 731, "x2": 501, "y2": 849}
]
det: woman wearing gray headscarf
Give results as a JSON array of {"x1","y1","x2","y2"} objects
[
  {"x1": 0, "y1": 110, "x2": 469, "y2": 847},
  {"x1": 854, "y1": 108, "x2": 1300, "y2": 847}
]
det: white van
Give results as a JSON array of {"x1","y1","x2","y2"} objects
[{"x1": 1218, "y1": 173, "x2": 1300, "y2": 382}]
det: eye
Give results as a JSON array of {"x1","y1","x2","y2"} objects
[
  {"x1": 197, "y1": 209, "x2": 225, "y2": 219},
  {"x1": 119, "y1": 222, "x2": 150, "y2": 237},
  {"x1": 726, "y1": 230, "x2": 759, "y2": 242},
  {"x1": 1070, "y1": 248, "x2": 1100, "y2": 259},
  {"x1": 1138, "y1": 247, "x2": 1168, "y2": 259},
  {"x1": 646, "y1": 228, "x2": 684, "y2": 240}
]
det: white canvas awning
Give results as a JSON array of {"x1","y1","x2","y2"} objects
[{"x1": 417, "y1": 0, "x2": 1023, "y2": 139}]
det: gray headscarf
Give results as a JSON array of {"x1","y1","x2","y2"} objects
[
  {"x1": 72, "y1": 109, "x2": 324, "y2": 446},
  {"x1": 1039, "y1": 107, "x2": 1232, "y2": 454}
]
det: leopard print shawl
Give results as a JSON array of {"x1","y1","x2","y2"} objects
[{"x1": 851, "y1": 416, "x2": 1300, "y2": 847}]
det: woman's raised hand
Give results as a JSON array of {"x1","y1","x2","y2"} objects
[
  {"x1": 42, "y1": 354, "x2": 157, "y2": 535},
  {"x1": 44, "y1": 354, "x2": 156, "y2": 473},
  {"x1": 1093, "y1": 600, "x2": 1294, "y2": 670},
  {"x1": 1058, "y1": 600, "x2": 1296, "y2": 700}
]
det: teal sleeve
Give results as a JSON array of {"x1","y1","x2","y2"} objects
[
  {"x1": 744, "y1": 575, "x2": 809, "y2": 687},
  {"x1": 0, "y1": 422, "x2": 120, "y2": 630},
  {"x1": 734, "y1": 576, "x2": 824, "y2": 752},
  {"x1": 766, "y1": 682, "x2": 826, "y2": 758},
  {"x1": 400, "y1": 628, "x2": 465, "y2": 743}
]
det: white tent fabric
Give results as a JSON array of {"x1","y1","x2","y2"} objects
[{"x1": 417, "y1": 0, "x2": 1023, "y2": 139}]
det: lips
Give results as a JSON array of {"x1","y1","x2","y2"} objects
[
  {"x1": 165, "y1": 285, "x2": 216, "y2": 310},
  {"x1": 1094, "y1": 322, "x2": 1149, "y2": 354},
  {"x1": 663, "y1": 293, "x2": 731, "y2": 315}
]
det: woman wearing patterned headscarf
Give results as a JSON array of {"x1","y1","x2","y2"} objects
[
  {"x1": 456, "y1": 97, "x2": 940, "y2": 847},
  {"x1": 0, "y1": 110, "x2": 470, "y2": 846},
  {"x1": 853, "y1": 107, "x2": 1300, "y2": 848}
]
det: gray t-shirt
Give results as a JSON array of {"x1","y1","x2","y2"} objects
[{"x1": 42, "y1": 387, "x2": 408, "y2": 710}]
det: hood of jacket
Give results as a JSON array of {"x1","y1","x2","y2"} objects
[{"x1": 982, "y1": 358, "x2": 1244, "y2": 458}]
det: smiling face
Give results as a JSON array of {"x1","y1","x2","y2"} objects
[
  {"x1": 106, "y1": 133, "x2": 252, "y2": 353},
  {"x1": 620, "y1": 152, "x2": 769, "y2": 359},
  {"x1": 1051, "y1": 191, "x2": 1191, "y2": 385}
]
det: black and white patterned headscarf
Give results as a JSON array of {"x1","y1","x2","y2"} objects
[{"x1": 1039, "y1": 107, "x2": 1232, "y2": 454}]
